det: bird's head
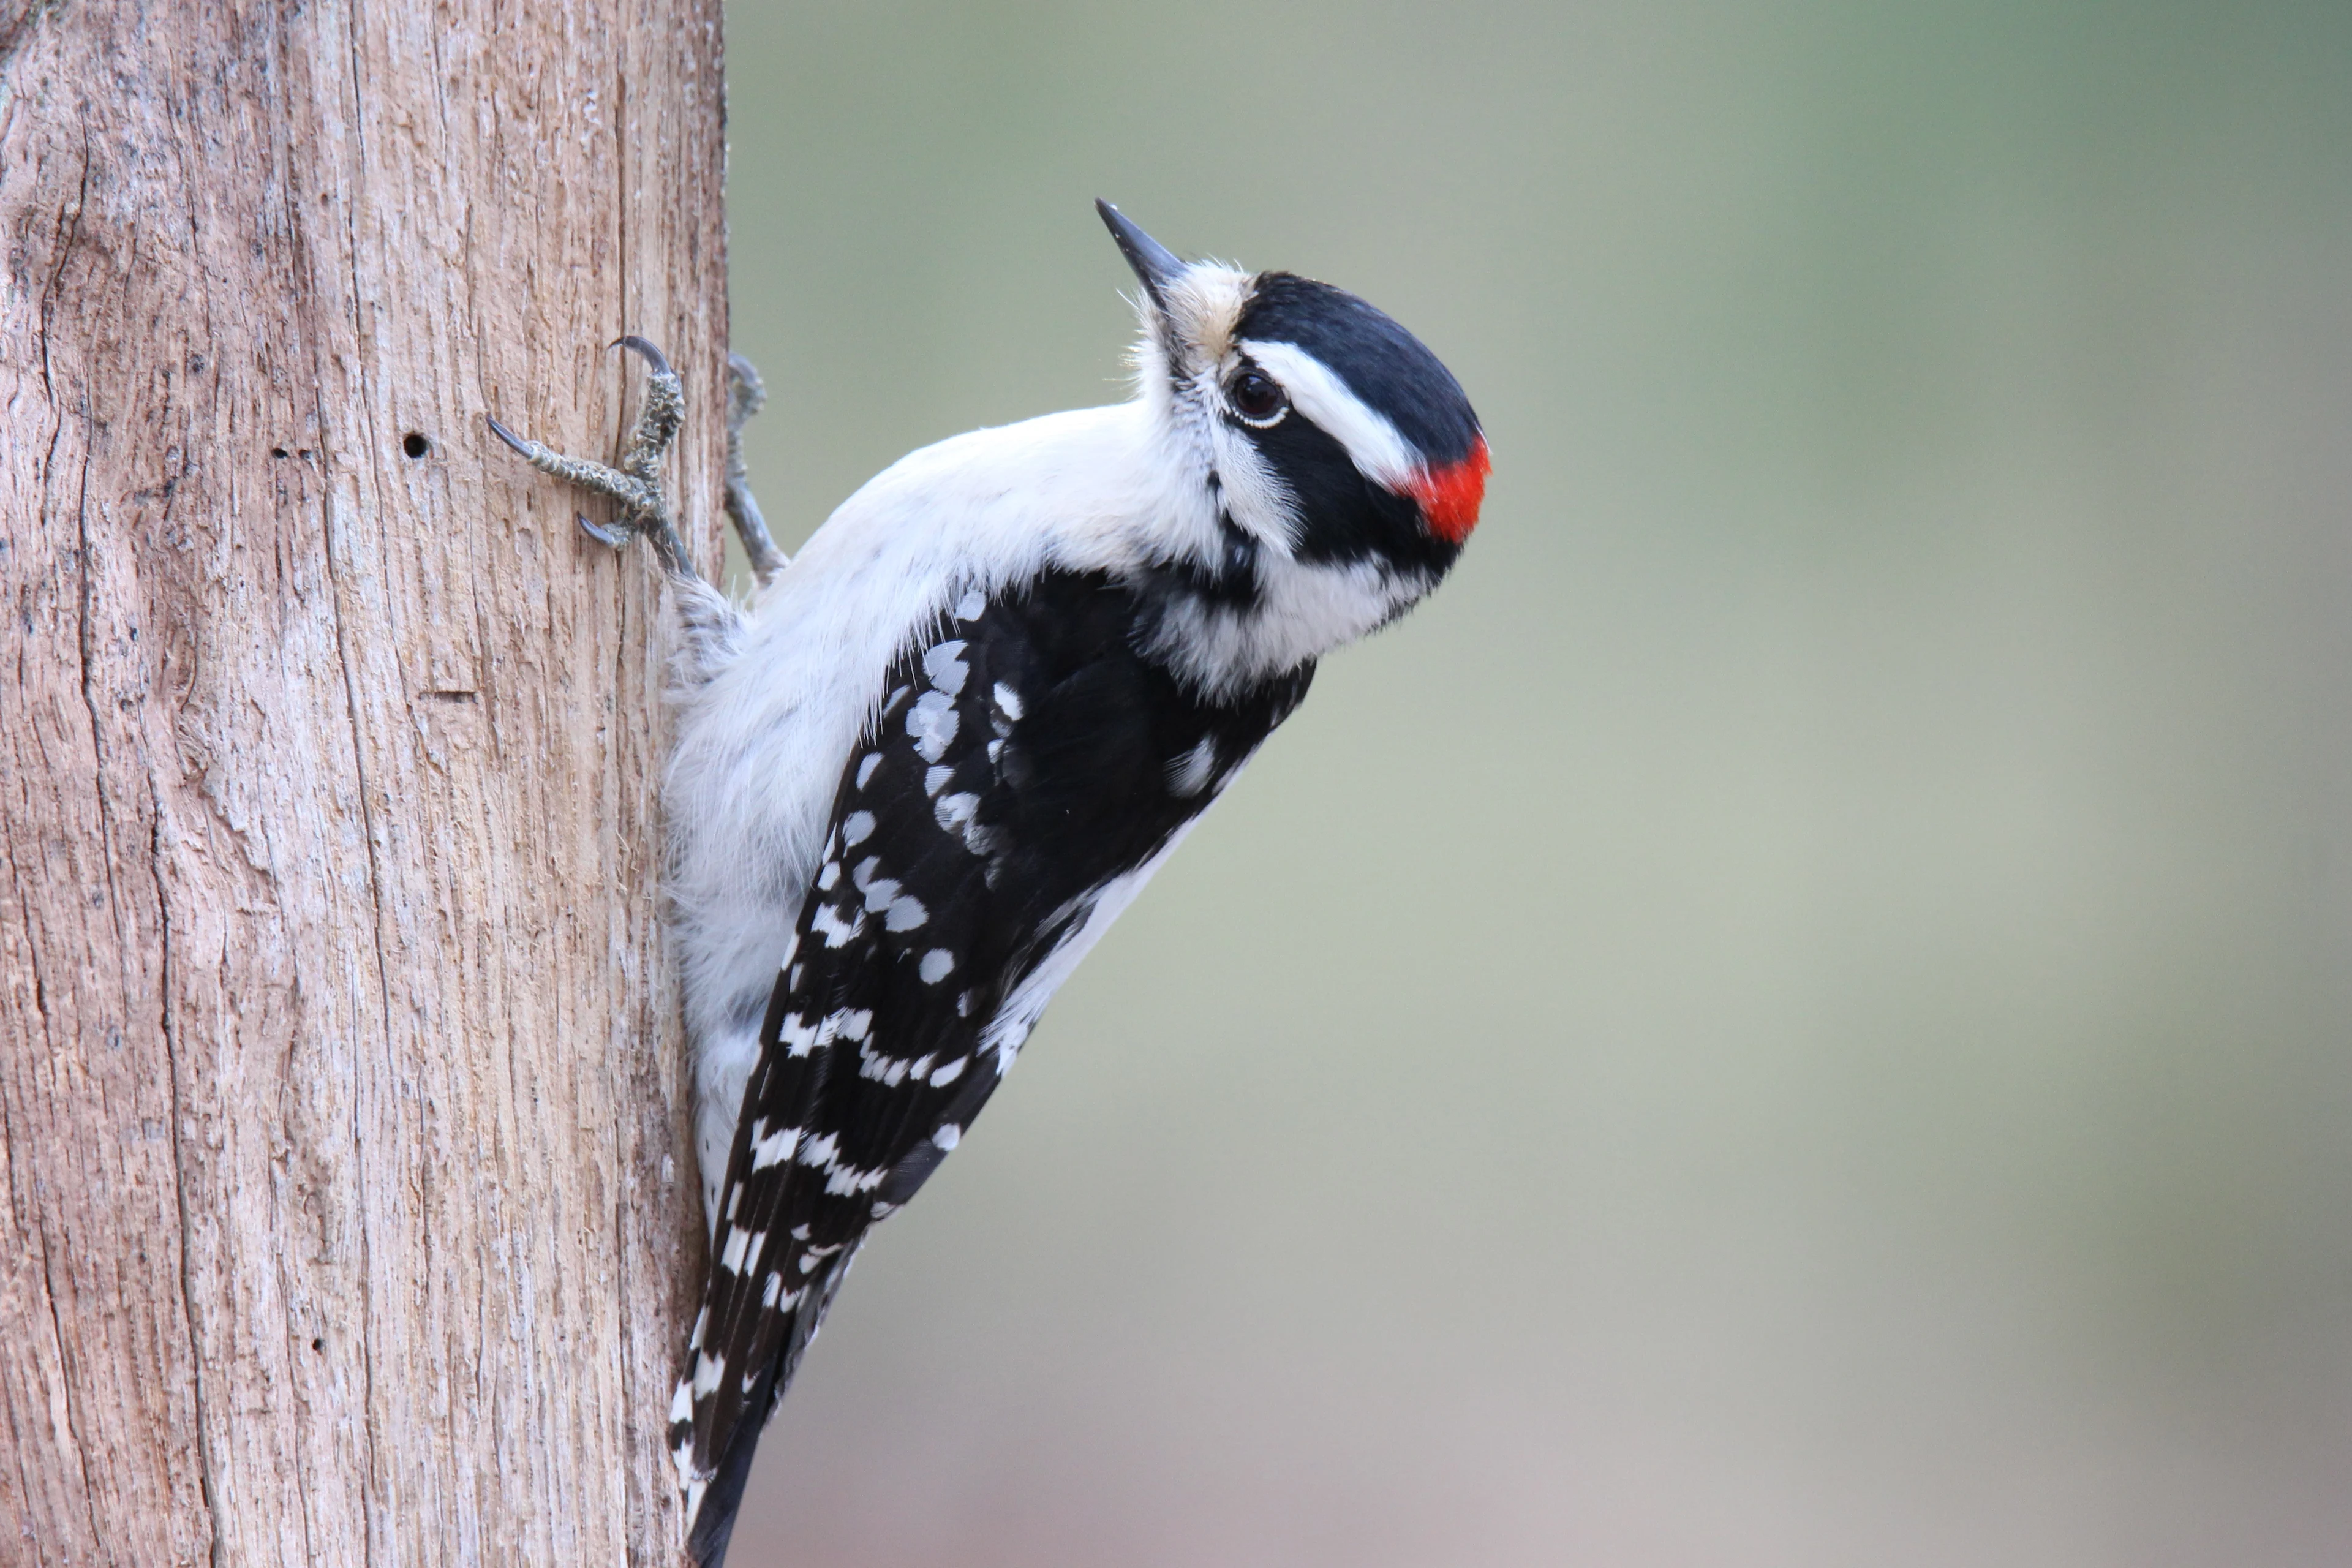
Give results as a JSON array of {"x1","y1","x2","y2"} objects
[{"x1": 1097, "y1": 201, "x2": 1488, "y2": 685}]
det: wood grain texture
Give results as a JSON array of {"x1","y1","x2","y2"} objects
[{"x1": 0, "y1": 0, "x2": 725, "y2": 1561}]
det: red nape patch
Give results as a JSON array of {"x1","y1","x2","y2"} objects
[{"x1": 1404, "y1": 437, "x2": 1491, "y2": 545}]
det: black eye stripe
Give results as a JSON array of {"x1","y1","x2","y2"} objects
[{"x1": 1226, "y1": 396, "x2": 1461, "y2": 576}]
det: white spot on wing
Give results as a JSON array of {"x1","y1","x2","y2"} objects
[
  {"x1": 932, "y1": 1123, "x2": 961, "y2": 1152},
  {"x1": 929, "y1": 1054, "x2": 967, "y2": 1087},
  {"x1": 858, "y1": 1042, "x2": 911, "y2": 1085},
  {"x1": 922, "y1": 639, "x2": 970, "y2": 695},
  {"x1": 919, "y1": 949, "x2": 956, "y2": 984},
  {"x1": 823, "y1": 1162, "x2": 886, "y2": 1196},
  {"x1": 856, "y1": 753, "x2": 882, "y2": 790},
  {"x1": 778, "y1": 1013, "x2": 820, "y2": 1057},
  {"x1": 1168, "y1": 736, "x2": 1218, "y2": 797},
  {"x1": 908, "y1": 691, "x2": 959, "y2": 761},
  {"x1": 842, "y1": 812, "x2": 876, "y2": 847},
  {"x1": 885, "y1": 895, "x2": 929, "y2": 931},
  {"x1": 752, "y1": 1125, "x2": 801, "y2": 1168},
  {"x1": 992, "y1": 681, "x2": 1024, "y2": 721},
  {"x1": 810, "y1": 899, "x2": 862, "y2": 948},
  {"x1": 955, "y1": 589, "x2": 987, "y2": 621}
]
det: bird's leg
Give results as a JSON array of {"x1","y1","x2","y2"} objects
[
  {"x1": 487, "y1": 335, "x2": 699, "y2": 584},
  {"x1": 489, "y1": 335, "x2": 752, "y2": 687},
  {"x1": 724, "y1": 353, "x2": 788, "y2": 584}
]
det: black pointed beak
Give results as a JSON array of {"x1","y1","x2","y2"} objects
[{"x1": 1096, "y1": 199, "x2": 1185, "y2": 306}]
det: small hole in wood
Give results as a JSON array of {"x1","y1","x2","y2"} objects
[
  {"x1": 270, "y1": 447, "x2": 288, "y2": 459},
  {"x1": 402, "y1": 432, "x2": 431, "y2": 459}
]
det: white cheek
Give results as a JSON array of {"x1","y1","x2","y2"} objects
[{"x1": 1205, "y1": 413, "x2": 1299, "y2": 551}]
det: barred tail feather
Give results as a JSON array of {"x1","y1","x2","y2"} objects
[
  {"x1": 676, "y1": 1245, "x2": 864, "y2": 1568},
  {"x1": 686, "y1": 1373, "x2": 775, "y2": 1568}
]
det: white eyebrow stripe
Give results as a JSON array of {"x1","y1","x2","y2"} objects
[{"x1": 1239, "y1": 337, "x2": 1419, "y2": 490}]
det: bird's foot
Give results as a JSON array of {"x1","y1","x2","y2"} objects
[
  {"x1": 723, "y1": 352, "x2": 788, "y2": 584},
  {"x1": 487, "y1": 335, "x2": 698, "y2": 582}
]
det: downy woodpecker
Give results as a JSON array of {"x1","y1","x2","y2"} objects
[{"x1": 488, "y1": 202, "x2": 1488, "y2": 1566}]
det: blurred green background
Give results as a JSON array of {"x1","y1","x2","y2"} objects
[{"x1": 715, "y1": 2, "x2": 2352, "y2": 1562}]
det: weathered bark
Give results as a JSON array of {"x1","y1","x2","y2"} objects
[{"x1": 0, "y1": 0, "x2": 724, "y2": 1561}]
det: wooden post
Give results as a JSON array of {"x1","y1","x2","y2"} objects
[{"x1": 0, "y1": 0, "x2": 722, "y2": 1561}]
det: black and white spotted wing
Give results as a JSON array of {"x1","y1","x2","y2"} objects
[{"x1": 676, "y1": 570, "x2": 1314, "y2": 1561}]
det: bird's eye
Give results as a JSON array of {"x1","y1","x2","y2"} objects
[{"x1": 1228, "y1": 368, "x2": 1287, "y2": 424}]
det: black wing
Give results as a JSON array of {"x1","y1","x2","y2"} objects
[{"x1": 676, "y1": 571, "x2": 1313, "y2": 1564}]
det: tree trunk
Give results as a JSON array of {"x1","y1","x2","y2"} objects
[{"x1": 0, "y1": 1, "x2": 723, "y2": 1562}]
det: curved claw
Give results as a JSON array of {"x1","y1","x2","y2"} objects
[
  {"x1": 611, "y1": 335, "x2": 675, "y2": 377},
  {"x1": 576, "y1": 512, "x2": 630, "y2": 548},
  {"x1": 485, "y1": 413, "x2": 535, "y2": 457}
]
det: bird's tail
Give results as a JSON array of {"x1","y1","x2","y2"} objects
[
  {"x1": 676, "y1": 1245, "x2": 864, "y2": 1568},
  {"x1": 686, "y1": 1414, "x2": 768, "y2": 1568}
]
